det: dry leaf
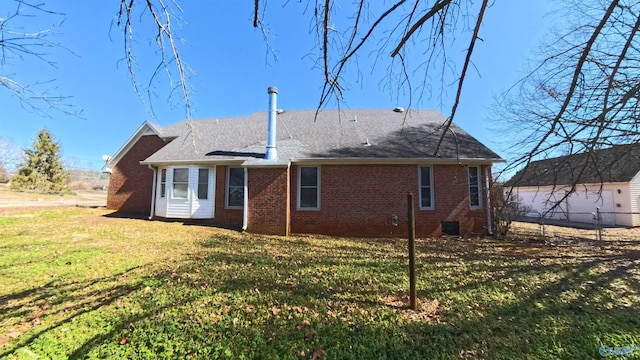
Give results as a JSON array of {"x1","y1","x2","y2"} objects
[
  {"x1": 296, "y1": 320, "x2": 311, "y2": 330},
  {"x1": 305, "y1": 330, "x2": 317, "y2": 341},
  {"x1": 119, "y1": 337, "x2": 128, "y2": 345},
  {"x1": 267, "y1": 331, "x2": 277, "y2": 342},
  {"x1": 311, "y1": 348, "x2": 326, "y2": 359},
  {"x1": 269, "y1": 306, "x2": 281, "y2": 315},
  {"x1": 0, "y1": 332, "x2": 20, "y2": 347}
]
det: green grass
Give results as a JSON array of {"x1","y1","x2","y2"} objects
[{"x1": 1, "y1": 208, "x2": 639, "y2": 359}]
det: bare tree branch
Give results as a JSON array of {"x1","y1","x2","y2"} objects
[
  {"x1": 390, "y1": 0, "x2": 452, "y2": 58},
  {"x1": 0, "y1": 0, "x2": 79, "y2": 117},
  {"x1": 434, "y1": 0, "x2": 488, "y2": 156},
  {"x1": 117, "y1": 0, "x2": 192, "y2": 119}
]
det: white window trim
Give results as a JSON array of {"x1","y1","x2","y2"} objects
[
  {"x1": 225, "y1": 167, "x2": 244, "y2": 209},
  {"x1": 297, "y1": 165, "x2": 321, "y2": 211},
  {"x1": 418, "y1": 165, "x2": 435, "y2": 210},
  {"x1": 171, "y1": 168, "x2": 190, "y2": 200},
  {"x1": 469, "y1": 166, "x2": 483, "y2": 209}
]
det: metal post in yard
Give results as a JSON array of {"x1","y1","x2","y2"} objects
[
  {"x1": 596, "y1": 207, "x2": 602, "y2": 241},
  {"x1": 407, "y1": 192, "x2": 417, "y2": 310}
]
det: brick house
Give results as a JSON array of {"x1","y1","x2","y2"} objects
[{"x1": 106, "y1": 87, "x2": 503, "y2": 237}]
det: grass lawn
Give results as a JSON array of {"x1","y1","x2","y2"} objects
[{"x1": 1, "y1": 207, "x2": 639, "y2": 359}]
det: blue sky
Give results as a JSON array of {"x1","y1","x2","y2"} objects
[{"x1": 0, "y1": 1, "x2": 553, "y2": 170}]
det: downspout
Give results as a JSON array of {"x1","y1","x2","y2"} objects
[
  {"x1": 265, "y1": 86, "x2": 278, "y2": 160},
  {"x1": 285, "y1": 161, "x2": 292, "y2": 236},
  {"x1": 148, "y1": 165, "x2": 157, "y2": 220},
  {"x1": 485, "y1": 166, "x2": 493, "y2": 235},
  {"x1": 242, "y1": 167, "x2": 249, "y2": 231}
]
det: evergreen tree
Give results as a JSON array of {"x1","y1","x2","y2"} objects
[{"x1": 11, "y1": 129, "x2": 68, "y2": 192}]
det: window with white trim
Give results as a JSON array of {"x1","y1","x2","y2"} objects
[
  {"x1": 298, "y1": 166, "x2": 319, "y2": 209},
  {"x1": 468, "y1": 166, "x2": 482, "y2": 208},
  {"x1": 160, "y1": 169, "x2": 167, "y2": 198},
  {"x1": 419, "y1": 166, "x2": 434, "y2": 209},
  {"x1": 172, "y1": 168, "x2": 189, "y2": 199},
  {"x1": 197, "y1": 168, "x2": 209, "y2": 200},
  {"x1": 226, "y1": 167, "x2": 244, "y2": 208}
]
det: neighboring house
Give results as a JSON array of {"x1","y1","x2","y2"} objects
[
  {"x1": 106, "y1": 87, "x2": 503, "y2": 237},
  {"x1": 506, "y1": 144, "x2": 640, "y2": 226}
]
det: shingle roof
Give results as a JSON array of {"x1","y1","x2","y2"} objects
[
  {"x1": 507, "y1": 143, "x2": 640, "y2": 187},
  {"x1": 142, "y1": 109, "x2": 503, "y2": 164}
]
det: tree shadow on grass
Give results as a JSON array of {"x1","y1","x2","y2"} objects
[
  {"x1": 4, "y1": 232, "x2": 638, "y2": 358},
  {"x1": 0, "y1": 266, "x2": 151, "y2": 358},
  {"x1": 164, "y1": 234, "x2": 640, "y2": 358},
  {"x1": 406, "y1": 237, "x2": 640, "y2": 358}
]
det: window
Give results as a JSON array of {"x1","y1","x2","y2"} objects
[
  {"x1": 226, "y1": 167, "x2": 244, "y2": 208},
  {"x1": 298, "y1": 166, "x2": 319, "y2": 209},
  {"x1": 160, "y1": 169, "x2": 167, "y2": 198},
  {"x1": 172, "y1": 168, "x2": 189, "y2": 199},
  {"x1": 468, "y1": 166, "x2": 482, "y2": 208},
  {"x1": 419, "y1": 166, "x2": 434, "y2": 209},
  {"x1": 197, "y1": 168, "x2": 209, "y2": 200}
]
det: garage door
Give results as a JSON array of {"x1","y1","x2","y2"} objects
[
  {"x1": 515, "y1": 189, "x2": 568, "y2": 220},
  {"x1": 566, "y1": 189, "x2": 614, "y2": 225}
]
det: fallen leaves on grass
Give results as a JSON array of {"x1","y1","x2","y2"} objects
[
  {"x1": 305, "y1": 330, "x2": 317, "y2": 341},
  {"x1": 296, "y1": 320, "x2": 311, "y2": 330},
  {"x1": 269, "y1": 306, "x2": 281, "y2": 315},
  {"x1": 0, "y1": 331, "x2": 21, "y2": 347},
  {"x1": 311, "y1": 348, "x2": 326, "y2": 359},
  {"x1": 288, "y1": 305, "x2": 309, "y2": 313}
]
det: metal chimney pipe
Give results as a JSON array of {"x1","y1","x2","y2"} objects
[{"x1": 265, "y1": 86, "x2": 278, "y2": 160}]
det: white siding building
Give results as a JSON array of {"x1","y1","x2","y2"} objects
[{"x1": 507, "y1": 144, "x2": 640, "y2": 227}]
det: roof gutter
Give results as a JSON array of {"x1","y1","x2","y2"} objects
[
  {"x1": 242, "y1": 167, "x2": 249, "y2": 231},
  {"x1": 140, "y1": 159, "x2": 246, "y2": 166},
  {"x1": 290, "y1": 157, "x2": 505, "y2": 165}
]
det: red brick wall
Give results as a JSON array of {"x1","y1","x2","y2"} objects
[
  {"x1": 290, "y1": 164, "x2": 490, "y2": 238},
  {"x1": 247, "y1": 167, "x2": 290, "y2": 235},
  {"x1": 106, "y1": 135, "x2": 167, "y2": 215},
  {"x1": 213, "y1": 166, "x2": 243, "y2": 228}
]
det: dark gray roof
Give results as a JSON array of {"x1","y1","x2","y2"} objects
[
  {"x1": 507, "y1": 143, "x2": 640, "y2": 187},
  {"x1": 142, "y1": 109, "x2": 502, "y2": 164}
]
